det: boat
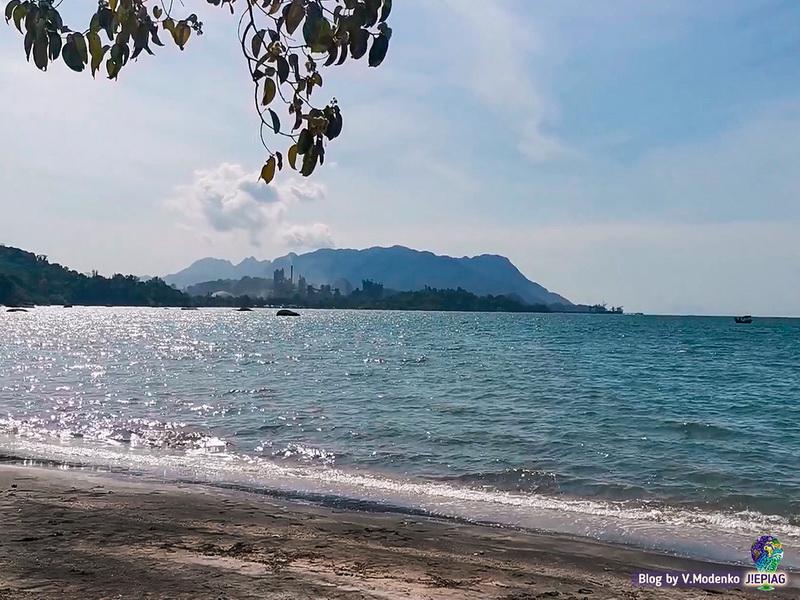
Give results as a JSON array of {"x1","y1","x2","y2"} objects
[
  {"x1": 6, "y1": 308, "x2": 27, "y2": 313},
  {"x1": 734, "y1": 315, "x2": 753, "y2": 324},
  {"x1": 276, "y1": 309, "x2": 300, "y2": 316},
  {"x1": 63, "y1": 304, "x2": 73, "y2": 308},
  {"x1": 236, "y1": 307, "x2": 253, "y2": 312}
]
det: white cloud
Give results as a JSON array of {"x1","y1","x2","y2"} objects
[
  {"x1": 280, "y1": 223, "x2": 335, "y2": 248},
  {"x1": 166, "y1": 163, "x2": 334, "y2": 248},
  {"x1": 434, "y1": 0, "x2": 567, "y2": 162}
]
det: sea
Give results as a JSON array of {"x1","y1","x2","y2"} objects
[{"x1": 1, "y1": 307, "x2": 798, "y2": 567}]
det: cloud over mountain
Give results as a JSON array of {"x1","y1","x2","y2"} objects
[{"x1": 166, "y1": 163, "x2": 333, "y2": 248}]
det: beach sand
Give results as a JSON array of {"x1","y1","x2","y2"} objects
[{"x1": 0, "y1": 464, "x2": 793, "y2": 599}]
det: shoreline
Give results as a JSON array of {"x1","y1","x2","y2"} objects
[{"x1": 0, "y1": 464, "x2": 795, "y2": 599}]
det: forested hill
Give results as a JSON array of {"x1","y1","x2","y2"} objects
[{"x1": 0, "y1": 245, "x2": 187, "y2": 306}]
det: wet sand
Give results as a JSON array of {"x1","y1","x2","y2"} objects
[{"x1": 0, "y1": 464, "x2": 794, "y2": 599}]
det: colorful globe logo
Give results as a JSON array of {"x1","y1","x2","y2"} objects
[{"x1": 751, "y1": 536, "x2": 784, "y2": 591}]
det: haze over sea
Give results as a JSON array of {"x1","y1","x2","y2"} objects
[{"x1": 1, "y1": 307, "x2": 798, "y2": 566}]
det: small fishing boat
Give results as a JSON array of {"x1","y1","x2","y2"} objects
[
  {"x1": 734, "y1": 315, "x2": 753, "y2": 324},
  {"x1": 6, "y1": 308, "x2": 27, "y2": 313},
  {"x1": 276, "y1": 309, "x2": 300, "y2": 316}
]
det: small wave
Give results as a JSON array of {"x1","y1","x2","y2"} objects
[
  {"x1": 256, "y1": 442, "x2": 336, "y2": 466},
  {"x1": 437, "y1": 468, "x2": 560, "y2": 493},
  {"x1": 0, "y1": 417, "x2": 229, "y2": 453},
  {"x1": 663, "y1": 419, "x2": 742, "y2": 440},
  {"x1": 1, "y1": 435, "x2": 799, "y2": 568}
]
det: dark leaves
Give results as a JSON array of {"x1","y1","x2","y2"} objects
[
  {"x1": 268, "y1": 108, "x2": 281, "y2": 134},
  {"x1": 368, "y1": 32, "x2": 389, "y2": 67},
  {"x1": 277, "y1": 55, "x2": 289, "y2": 83},
  {"x1": 61, "y1": 36, "x2": 85, "y2": 72},
  {"x1": 350, "y1": 28, "x2": 368, "y2": 60},
  {"x1": 262, "y1": 77, "x2": 276, "y2": 105},
  {"x1": 284, "y1": 1, "x2": 304, "y2": 35},
  {"x1": 297, "y1": 128, "x2": 313, "y2": 155},
  {"x1": 380, "y1": 0, "x2": 392, "y2": 22},
  {"x1": 3, "y1": 0, "x2": 394, "y2": 183}
]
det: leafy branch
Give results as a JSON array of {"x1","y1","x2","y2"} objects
[{"x1": 3, "y1": 0, "x2": 392, "y2": 183}]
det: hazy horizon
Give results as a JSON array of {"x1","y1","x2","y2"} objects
[{"x1": 2, "y1": 1, "x2": 799, "y2": 316}]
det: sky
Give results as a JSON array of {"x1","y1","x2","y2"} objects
[{"x1": 1, "y1": 0, "x2": 800, "y2": 316}]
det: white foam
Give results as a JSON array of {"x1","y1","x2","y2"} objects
[{"x1": 1, "y1": 434, "x2": 797, "y2": 567}]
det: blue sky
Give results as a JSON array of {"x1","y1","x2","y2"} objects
[{"x1": 1, "y1": 0, "x2": 799, "y2": 315}]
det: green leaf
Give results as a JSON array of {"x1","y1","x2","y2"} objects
[
  {"x1": 303, "y1": 2, "x2": 323, "y2": 46},
  {"x1": 364, "y1": 0, "x2": 381, "y2": 27},
  {"x1": 284, "y1": 1, "x2": 304, "y2": 35},
  {"x1": 297, "y1": 128, "x2": 312, "y2": 155},
  {"x1": 262, "y1": 77, "x2": 276, "y2": 105},
  {"x1": 174, "y1": 23, "x2": 191, "y2": 50},
  {"x1": 62, "y1": 39, "x2": 85, "y2": 72},
  {"x1": 12, "y1": 3, "x2": 25, "y2": 32},
  {"x1": 380, "y1": 0, "x2": 392, "y2": 22},
  {"x1": 267, "y1": 0, "x2": 282, "y2": 15},
  {"x1": 4, "y1": 0, "x2": 20, "y2": 23},
  {"x1": 260, "y1": 156, "x2": 276, "y2": 184},
  {"x1": 106, "y1": 56, "x2": 121, "y2": 79},
  {"x1": 32, "y1": 35, "x2": 47, "y2": 70},
  {"x1": 288, "y1": 53, "x2": 299, "y2": 79},
  {"x1": 131, "y1": 22, "x2": 151, "y2": 59},
  {"x1": 350, "y1": 28, "x2": 368, "y2": 60},
  {"x1": 324, "y1": 43, "x2": 338, "y2": 67},
  {"x1": 97, "y1": 7, "x2": 114, "y2": 40},
  {"x1": 275, "y1": 151, "x2": 283, "y2": 171},
  {"x1": 73, "y1": 32, "x2": 88, "y2": 64},
  {"x1": 90, "y1": 41, "x2": 108, "y2": 77},
  {"x1": 300, "y1": 144, "x2": 318, "y2": 177},
  {"x1": 251, "y1": 29, "x2": 266, "y2": 58},
  {"x1": 268, "y1": 108, "x2": 281, "y2": 133},
  {"x1": 23, "y1": 29, "x2": 34, "y2": 60},
  {"x1": 324, "y1": 106, "x2": 343, "y2": 140},
  {"x1": 368, "y1": 32, "x2": 389, "y2": 67},
  {"x1": 47, "y1": 31, "x2": 61, "y2": 60},
  {"x1": 302, "y1": 3, "x2": 332, "y2": 52},
  {"x1": 336, "y1": 41, "x2": 348, "y2": 65},
  {"x1": 288, "y1": 144, "x2": 298, "y2": 170},
  {"x1": 277, "y1": 55, "x2": 289, "y2": 83},
  {"x1": 152, "y1": 5, "x2": 162, "y2": 19}
]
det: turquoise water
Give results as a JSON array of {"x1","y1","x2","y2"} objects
[{"x1": 1, "y1": 307, "x2": 798, "y2": 565}]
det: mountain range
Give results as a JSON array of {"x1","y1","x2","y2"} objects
[{"x1": 164, "y1": 246, "x2": 572, "y2": 307}]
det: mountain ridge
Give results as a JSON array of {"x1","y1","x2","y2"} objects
[{"x1": 164, "y1": 245, "x2": 572, "y2": 306}]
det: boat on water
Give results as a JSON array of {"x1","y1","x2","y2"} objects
[
  {"x1": 6, "y1": 308, "x2": 28, "y2": 313},
  {"x1": 734, "y1": 315, "x2": 753, "y2": 324}
]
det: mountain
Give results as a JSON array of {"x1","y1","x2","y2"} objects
[{"x1": 165, "y1": 246, "x2": 572, "y2": 306}]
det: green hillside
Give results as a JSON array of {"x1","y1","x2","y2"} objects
[{"x1": 0, "y1": 245, "x2": 188, "y2": 306}]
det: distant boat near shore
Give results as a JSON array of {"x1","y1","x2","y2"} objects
[{"x1": 734, "y1": 315, "x2": 753, "y2": 324}]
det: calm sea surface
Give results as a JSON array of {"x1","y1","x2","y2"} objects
[{"x1": 1, "y1": 307, "x2": 798, "y2": 565}]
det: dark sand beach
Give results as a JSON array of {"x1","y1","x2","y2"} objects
[{"x1": 0, "y1": 464, "x2": 794, "y2": 599}]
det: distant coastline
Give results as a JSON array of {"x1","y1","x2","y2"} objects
[{"x1": 1, "y1": 244, "x2": 623, "y2": 315}]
